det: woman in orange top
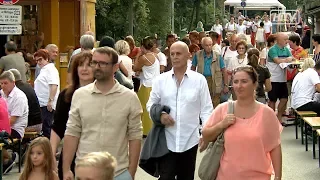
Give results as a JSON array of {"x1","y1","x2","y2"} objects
[
  {"x1": 288, "y1": 34, "x2": 307, "y2": 60},
  {"x1": 202, "y1": 65, "x2": 282, "y2": 180}
]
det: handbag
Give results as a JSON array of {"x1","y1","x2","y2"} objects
[
  {"x1": 115, "y1": 70, "x2": 133, "y2": 89},
  {"x1": 198, "y1": 101, "x2": 234, "y2": 180}
]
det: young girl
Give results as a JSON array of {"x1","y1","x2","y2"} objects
[{"x1": 20, "y1": 137, "x2": 59, "y2": 180}]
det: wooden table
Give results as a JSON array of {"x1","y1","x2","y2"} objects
[
  {"x1": 303, "y1": 117, "x2": 320, "y2": 159},
  {"x1": 293, "y1": 110, "x2": 317, "y2": 144},
  {"x1": 317, "y1": 129, "x2": 320, "y2": 167},
  {"x1": 0, "y1": 143, "x2": 3, "y2": 180}
]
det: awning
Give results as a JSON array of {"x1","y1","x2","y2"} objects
[{"x1": 224, "y1": 0, "x2": 285, "y2": 9}]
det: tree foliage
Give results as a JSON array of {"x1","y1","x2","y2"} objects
[{"x1": 95, "y1": 0, "x2": 223, "y2": 42}]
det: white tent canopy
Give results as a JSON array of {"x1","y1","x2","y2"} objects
[{"x1": 224, "y1": 0, "x2": 285, "y2": 9}]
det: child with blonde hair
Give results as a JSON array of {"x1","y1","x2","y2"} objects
[
  {"x1": 75, "y1": 152, "x2": 117, "y2": 180},
  {"x1": 19, "y1": 137, "x2": 58, "y2": 180}
]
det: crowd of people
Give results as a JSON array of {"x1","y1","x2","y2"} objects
[{"x1": 0, "y1": 10, "x2": 320, "y2": 180}]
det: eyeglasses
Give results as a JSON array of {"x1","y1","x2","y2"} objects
[
  {"x1": 233, "y1": 65, "x2": 254, "y2": 73},
  {"x1": 89, "y1": 60, "x2": 113, "y2": 68}
]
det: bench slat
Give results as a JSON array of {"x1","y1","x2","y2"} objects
[
  {"x1": 297, "y1": 111, "x2": 317, "y2": 116},
  {"x1": 303, "y1": 117, "x2": 320, "y2": 129}
]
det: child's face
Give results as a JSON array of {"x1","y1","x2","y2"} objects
[
  {"x1": 31, "y1": 145, "x2": 45, "y2": 167},
  {"x1": 75, "y1": 167, "x2": 105, "y2": 180}
]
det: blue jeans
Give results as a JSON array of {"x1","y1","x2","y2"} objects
[{"x1": 114, "y1": 170, "x2": 132, "y2": 180}]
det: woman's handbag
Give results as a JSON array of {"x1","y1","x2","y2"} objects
[{"x1": 198, "y1": 101, "x2": 234, "y2": 180}]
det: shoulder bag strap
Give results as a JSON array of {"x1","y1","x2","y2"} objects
[{"x1": 223, "y1": 46, "x2": 228, "y2": 58}]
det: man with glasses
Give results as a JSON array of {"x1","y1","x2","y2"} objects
[{"x1": 63, "y1": 47, "x2": 143, "y2": 180}]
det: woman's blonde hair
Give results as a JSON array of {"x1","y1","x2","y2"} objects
[
  {"x1": 301, "y1": 58, "x2": 315, "y2": 72},
  {"x1": 115, "y1": 40, "x2": 130, "y2": 55},
  {"x1": 19, "y1": 137, "x2": 55, "y2": 180},
  {"x1": 76, "y1": 152, "x2": 117, "y2": 180}
]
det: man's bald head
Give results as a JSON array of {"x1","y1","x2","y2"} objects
[
  {"x1": 230, "y1": 34, "x2": 238, "y2": 49},
  {"x1": 276, "y1": 32, "x2": 289, "y2": 47},
  {"x1": 170, "y1": 41, "x2": 190, "y2": 69},
  {"x1": 170, "y1": 41, "x2": 189, "y2": 53}
]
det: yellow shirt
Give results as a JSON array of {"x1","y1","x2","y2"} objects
[{"x1": 65, "y1": 81, "x2": 143, "y2": 175}]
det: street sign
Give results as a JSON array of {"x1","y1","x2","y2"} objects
[
  {"x1": 0, "y1": 5, "x2": 22, "y2": 24},
  {"x1": 0, "y1": 24, "x2": 22, "y2": 34},
  {"x1": 0, "y1": 0, "x2": 19, "y2": 5},
  {"x1": 241, "y1": 1, "x2": 246, "y2": 7}
]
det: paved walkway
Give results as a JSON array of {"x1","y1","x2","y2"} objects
[{"x1": 3, "y1": 126, "x2": 320, "y2": 179}]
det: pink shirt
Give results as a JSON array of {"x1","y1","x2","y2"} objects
[
  {"x1": 0, "y1": 97, "x2": 11, "y2": 134},
  {"x1": 205, "y1": 102, "x2": 282, "y2": 180}
]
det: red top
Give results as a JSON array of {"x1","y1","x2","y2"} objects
[
  {"x1": 128, "y1": 47, "x2": 140, "y2": 60},
  {"x1": 0, "y1": 97, "x2": 11, "y2": 134},
  {"x1": 291, "y1": 46, "x2": 305, "y2": 60}
]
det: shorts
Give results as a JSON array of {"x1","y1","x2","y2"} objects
[{"x1": 268, "y1": 82, "x2": 288, "y2": 102}]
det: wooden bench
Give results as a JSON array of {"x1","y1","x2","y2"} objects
[
  {"x1": 303, "y1": 117, "x2": 320, "y2": 159},
  {"x1": 293, "y1": 110, "x2": 317, "y2": 144},
  {"x1": 0, "y1": 143, "x2": 4, "y2": 180},
  {"x1": 317, "y1": 129, "x2": 320, "y2": 168},
  {"x1": 23, "y1": 131, "x2": 39, "y2": 139}
]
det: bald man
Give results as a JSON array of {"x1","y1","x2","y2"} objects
[
  {"x1": 146, "y1": 41, "x2": 213, "y2": 180},
  {"x1": 267, "y1": 32, "x2": 293, "y2": 125},
  {"x1": 191, "y1": 37, "x2": 228, "y2": 107}
]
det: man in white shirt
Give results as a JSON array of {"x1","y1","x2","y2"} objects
[
  {"x1": 0, "y1": 70, "x2": 28, "y2": 139},
  {"x1": 291, "y1": 62, "x2": 320, "y2": 115},
  {"x1": 236, "y1": 18, "x2": 246, "y2": 34},
  {"x1": 263, "y1": 16, "x2": 273, "y2": 40},
  {"x1": 251, "y1": 15, "x2": 260, "y2": 46},
  {"x1": 225, "y1": 16, "x2": 237, "y2": 38},
  {"x1": 147, "y1": 41, "x2": 213, "y2": 180},
  {"x1": 210, "y1": 18, "x2": 223, "y2": 44},
  {"x1": 209, "y1": 31, "x2": 221, "y2": 54}
]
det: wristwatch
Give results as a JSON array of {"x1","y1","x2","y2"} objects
[
  {"x1": 49, "y1": 98, "x2": 54, "y2": 101},
  {"x1": 224, "y1": 84, "x2": 228, "y2": 87}
]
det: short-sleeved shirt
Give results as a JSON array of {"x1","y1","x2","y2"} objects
[
  {"x1": 34, "y1": 63, "x2": 60, "y2": 110},
  {"x1": 263, "y1": 21, "x2": 272, "y2": 33},
  {"x1": 1, "y1": 87, "x2": 28, "y2": 138},
  {"x1": 204, "y1": 102, "x2": 282, "y2": 180},
  {"x1": 192, "y1": 52, "x2": 225, "y2": 77},
  {"x1": 291, "y1": 68, "x2": 320, "y2": 108},
  {"x1": 267, "y1": 44, "x2": 292, "y2": 82},
  {"x1": 255, "y1": 66, "x2": 271, "y2": 97},
  {"x1": 0, "y1": 97, "x2": 11, "y2": 134}
]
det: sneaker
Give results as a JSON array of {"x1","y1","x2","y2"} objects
[{"x1": 13, "y1": 152, "x2": 19, "y2": 163}]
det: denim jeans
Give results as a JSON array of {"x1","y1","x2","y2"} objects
[
  {"x1": 114, "y1": 170, "x2": 132, "y2": 180},
  {"x1": 40, "y1": 107, "x2": 54, "y2": 138}
]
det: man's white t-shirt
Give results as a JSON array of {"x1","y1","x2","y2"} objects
[
  {"x1": 211, "y1": 24, "x2": 223, "y2": 35},
  {"x1": 251, "y1": 21, "x2": 259, "y2": 32},
  {"x1": 221, "y1": 46, "x2": 238, "y2": 69},
  {"x1": 225, "y1": 22, "x2": 237, "y2": 32},
  {"x1": 236, "y1": 24, "x2": 247, "y2": 34},
  {"x1": 263, "y1": 21, "x2": 272, "y2": 33},
  {"x1": 291, "y1": 68, "x2": 320, "y2": 108},
  {"x1": 157, "y1": 52, "x2": 167, "y2": 67}
]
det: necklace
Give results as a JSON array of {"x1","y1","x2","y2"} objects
[{"x1": 237, "y1": 56, "x2": 245, "y2": 64}]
